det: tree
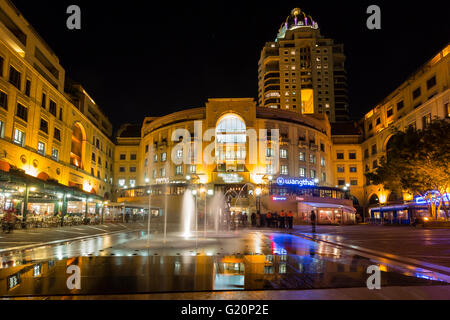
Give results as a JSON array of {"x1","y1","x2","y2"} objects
[{"x1": 366, "y1": 119, "x2": 450, "y2": 219}]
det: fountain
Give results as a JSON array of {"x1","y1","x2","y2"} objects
[
  {"x1": 209, "y1": 191, "x2": 226, "y2": 234},
  {"x1": 181, "y1": 189, "x2": 195, "y2": 238}
]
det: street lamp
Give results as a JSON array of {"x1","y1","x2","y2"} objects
[{"x1": 255, "y1": 187, "x2": 262, "y2": 215}]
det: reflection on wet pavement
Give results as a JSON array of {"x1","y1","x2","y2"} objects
[{"x1": 0, "y1": 231, "x2": 448, "y2": 297}]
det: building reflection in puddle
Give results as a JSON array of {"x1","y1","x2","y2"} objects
[{"x1": 0, "y1": 233, "x2": 448, "y2": 297}]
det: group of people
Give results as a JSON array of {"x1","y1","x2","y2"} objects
[
  {"x1": 1, "y1": 209, "x2": 17, "y2": 233},
  {"x1": 250, "y1": 210, "x2": 295, "y2": 229}
]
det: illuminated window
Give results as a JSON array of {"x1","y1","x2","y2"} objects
[
  {"x1": 299, "y1": 151, "x2": 305, "y2": 161},
  {"x1": 37, "y1": 141, "x2": 45, "y2": 155},
  {"x1": 265, "y1": 164, "x2": 274, "y2": 174},
  {"x1": 129, "y1": 179, "x2": 136, "y2": 187},
  {"x1": 161, "y1": 152, "x2": 167, "y2": 162},
  {"x1": 320, "y1": 156, "x2": 325, "y2": 166},
  {"x1": 0, "y1": 120, "x2": 4, "y2": 138},
  {"x1": 160, "y1": 168, "x2": 166, "y2": 177},
  {"x1": 280, "y1": 149, "x2": 288, "y2": 159},
  {"x1": 310, "y1": 154, "x2": 316, "y2": 164},
  {"x1": 176, "y1": 149, "x2": 183, "y2": 159},
  {"x1": 299, "y1": 167, "x2": 306, "y2": 177},
  {"x1": 13, "y1": 128, "x2": 24, "y2": 146},
  {"x1": 281, "y1": 165, "x2": 288, "y2": 175},
  {"x1": 175, "y1": 165, "x2": 183, "y2": 176},
  {"x1": 266, "y1": 148, "x2": 274, "y2": 158},
  {"x1": 118, "y1": 179, "x2": 125, "y2": 186},
  {"x1": 189, "y1": 165, "x2": 196, "y2": 173},
  {"x1": 310, "y1": 169, "x2": 316, "y2": 179}
]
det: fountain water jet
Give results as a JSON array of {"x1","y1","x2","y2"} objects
[{"x1": 182, "y1": 189, "x2": 195, "y2": 238}]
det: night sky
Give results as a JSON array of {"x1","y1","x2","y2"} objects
[{"x1": 12, "y1": 0, "x2": 450, "y2": 130}]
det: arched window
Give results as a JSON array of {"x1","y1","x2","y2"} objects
[
  {"x1": 71, "y1": 123, "x2": 85, "y2": 168},
  {"x1": 216, "y1": 114, "x2": 246, "y2": 163},
  {"x1": 369, "y1": 194, "x2": 379, "y2": 205}
]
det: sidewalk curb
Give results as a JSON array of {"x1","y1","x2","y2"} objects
[
  {"x1": 291, "y1": 231, "x2": 450, "y2": 277},
  {"x1": 0, "y1": 226, "x2": 143, "y2": 255}
]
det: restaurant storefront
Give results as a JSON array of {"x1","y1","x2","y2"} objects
[{"x1": 0, "y1": 167, "x2": 105, "y2": 227}]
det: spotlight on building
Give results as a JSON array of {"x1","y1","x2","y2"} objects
[
  {"x1": 186, "y1": 175, "x2": 191, "y2": 181},
  {"x1": 145, "y1": 178, "x2": 150, "y2": 183}
]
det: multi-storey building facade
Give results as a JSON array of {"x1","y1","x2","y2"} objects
[
  {"x1": 114, "y1": 123, "x2": 141, "y2": 190},
  {"x1": 116, "y1": 98, "x2": 357, "y2": 225},
  {"x1": 258, "y1": 8, "x2": 349, "y2": 122},
  {"x1": 360, "y1": 45, "x2": 449, "y2": 210},
  {"x1": 0, "y1": 0, "x2": 115, "y2": 203}
]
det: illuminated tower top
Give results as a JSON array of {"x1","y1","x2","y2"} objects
[{"x1": 276, "y1": 8, "x2": 319, "y2": 40}]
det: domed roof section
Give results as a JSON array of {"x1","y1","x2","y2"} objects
[{"x1": 277, "y1": 8, "x2": 318, "y2": 39}]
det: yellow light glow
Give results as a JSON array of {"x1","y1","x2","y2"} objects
[
  {"x1": 83, "y1": 181, "x2": 92, "y2": 193},
  {"x1": 255, "y1": 187, "x2": 262, "y2": 196},
  {"x1": 301, "y1": 89, "x2": 314, "y2": 114},
  {"x1": 23, "y1": 165, "x2": 38, "y2": 177},
  {"x1": 379, "y1": 193, "x2": 387, "y2": 204}
]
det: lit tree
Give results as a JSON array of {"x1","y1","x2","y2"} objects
[{"x1": 366, "y1": 119, "x2": 450, "y2": 219}]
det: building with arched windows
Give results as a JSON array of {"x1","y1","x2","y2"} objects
[{"x1": 115, "y1": 98, "x2": 357, "y2": 225}]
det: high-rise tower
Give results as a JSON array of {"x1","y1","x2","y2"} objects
[{"x1": 258, "y1": 8, "x2": 349, "y2": 122}]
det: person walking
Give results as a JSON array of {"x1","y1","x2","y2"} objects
[
  {"x1": 266, "y1": 211, "x2": 272, "y2": 228},
  {"x1": 251, "y1": 212, "x2": 256, "y2": 227},
  {"x1": 279, "y1": 210, "x2": 286, "y2": 229},
  {"x1": 310, "y1": 210, "x2": 317, "y2": 233},
  {"x1": 287, "y1": 210, "x2": 294, "y2": 229},
  {"x1": 260, "y1": 212, "x2": 266, "y2": 227}
]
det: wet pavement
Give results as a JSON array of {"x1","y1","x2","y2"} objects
[
  {"x1": 0, "y1": 222, "x2": 145, "y2": 251},
  {"x1": 0, "y1": 228, "x2": 448, "y2": 298},
  {"x1": 291, "y1": 225, "x2": 450, "y2": 268}
]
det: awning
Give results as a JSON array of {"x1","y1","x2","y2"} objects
[{"x1": 301, "y1": 202, "x2": 356, "y2": 213}]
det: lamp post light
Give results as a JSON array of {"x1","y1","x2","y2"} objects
[{"x1": 255, "y1": 186, "x2": 262, "y2": 215}]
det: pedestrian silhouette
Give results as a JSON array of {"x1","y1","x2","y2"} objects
[{"x1": 310, "y1": 210, "x2": 316, "y2": 233}]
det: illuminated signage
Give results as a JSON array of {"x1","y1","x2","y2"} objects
[
  {"x1": 218, "y1": 173, "x2": 243, "y2": 184},
  {"x1": 272, "y1": 196, "x2": 287, "y2": 201},
  {"x1": 414, "y1": 193, "x2": 449, "y2": 204},
  {"x1": 276, "y1": 176, "x2": 315, "y2": 187}
]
